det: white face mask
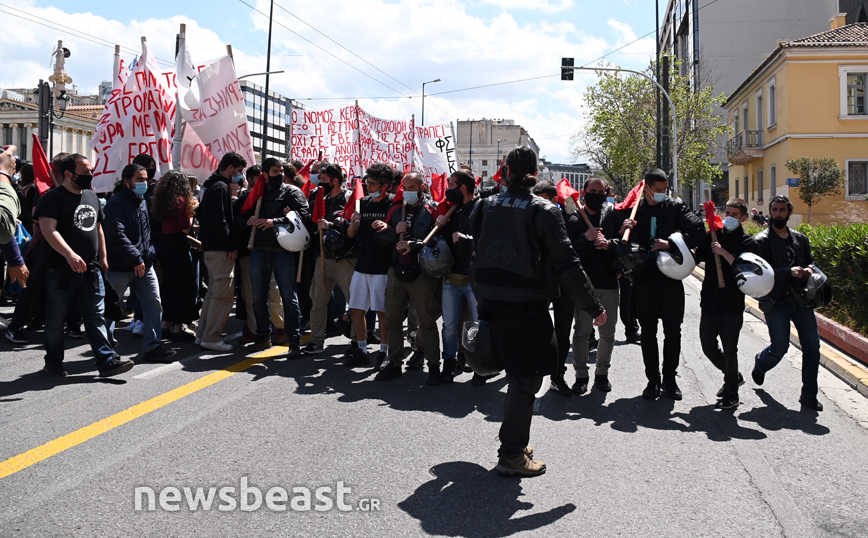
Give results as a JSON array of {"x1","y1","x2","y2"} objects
[
  {"x1": 723, "y1": 216, "x2": 740, "y2": 231},
  {"x1": 403, "y1": 191, "x2": 420, "y2": 205},
  {"x1": 309, "y1": 173, "x2": 319, "y2": 185}
]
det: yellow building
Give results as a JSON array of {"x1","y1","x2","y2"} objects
[{"x1": 725, "y1": 16, "x2": 868, "y2": 225}]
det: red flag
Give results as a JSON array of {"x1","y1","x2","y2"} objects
[
  {"x1": 393, "y1": 180, "x2": 404, "y2": 203},
  {"x1": 31, "y1": 134, "x2": 54, "y2": 195},
  {"x1": 437, "y1": 199, "x2": 454, "y2": 216},
  {"x1": 431, "y1": 172, "x2": 447, "y2": 203},
  {"x1": 615, "y1": 180, "x2": 645, "y2": 211},
  {"x1": 297, "y1": 159, "x2": 314, "y2": 181},
  {"x1": 556, "y1": 178, "x2": 581, "y2": 206},
  {"x1": 241, "y1": 172, "x2": 267, "y2": 214},
  {"x1": 475, "y1": 176, "x2": 482, "y2": 187},
  {"x1": 312, "y1": 186, "x2": 326, "y2": 223},
  {"x1": 302, "y1": 177, "x2": 315, "y2": 196},
  {"x1": 491, "y1": 163, "x2": 502, "y2": 186},
  {"x1": 704, "y1": 201, "x2": 723, "y2": 232},
  {"x1": 343, "y1": 176, "x2": 365, "y2": 220}
]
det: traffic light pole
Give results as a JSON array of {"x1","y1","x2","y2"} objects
[{"x1": 563, "y1": 64, "x2": 678, "y2": 197}]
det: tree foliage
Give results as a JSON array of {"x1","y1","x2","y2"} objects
[
  {"x1": 570, "y1": 58, "x2": 728, "y2": 196},
  {"x1": 785, "y1": 156, "x2": 845, "y2": 223}
]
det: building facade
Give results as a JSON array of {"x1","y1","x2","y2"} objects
[
  {"x1": 725, "y1": 18, "x2": 868, "y2": 225},
  {"x1": 455, "y1": 119, "x2": 541, "y2": 179},
  {"x1": 658, "y1": 0, "x2": 834, "y2": 207},
  {"x1": 540, "y1": 160, "x2": 593, "y2": 191},
  {"x1": 240, "y1": 80, "x2": 290, "y2": 162}
]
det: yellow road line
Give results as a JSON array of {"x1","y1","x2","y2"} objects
[{"x1": 0, "y1": 345, "x2": 290, "y2": 480}]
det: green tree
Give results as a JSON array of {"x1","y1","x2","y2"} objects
[
  {"x1": 785, "y1": 156, "x2": 845, "y2": 223},
  {"x1": 570, "y1": 58, "x2": 728, "y2": 196}
]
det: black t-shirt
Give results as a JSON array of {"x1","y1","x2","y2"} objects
[
  {"x1": 354, "y1": 194, "x2": 393, "y2": 275},
  {"x1": 33, "y1": 186, "x2": 104, "y2": 268}
]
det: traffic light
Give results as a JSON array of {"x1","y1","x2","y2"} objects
[{"x1": 561, "y1": 58, "x2": 574, "y2": 81}]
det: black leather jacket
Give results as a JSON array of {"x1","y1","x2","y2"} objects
[
  {"x1": 469, "y1": 189, "x2": 603, "y2": 317},
  {"x1": 242, "y1": 182, "x2": 310, "y2": 250},
  {"x1": 755, "y1": 227, "x2": 814, "y2": 302}
]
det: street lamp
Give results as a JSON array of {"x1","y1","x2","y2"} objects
[
  {"x1": 421, "y1": 78, "x2": 440, "y2": 126},
  {"x1": 238, "y1": 70, "x2": 285, "y2": 80},
  {"x1": 496, "y1": 138, "x2": 504, "y2": 163},
  {"x1": 40, "y1": 81, "x2": 70, "y2": 158}
]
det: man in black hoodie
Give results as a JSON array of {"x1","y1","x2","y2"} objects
[
  {"x1": 244, "y1": 157, "x2": 310, "y2": 359},
  {"x1": 196, "y1": 152, "x2": 245, "y2": 352}
]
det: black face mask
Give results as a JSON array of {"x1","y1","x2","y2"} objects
[
  {"x1": 772, "y1": 216, "x2": 789, "y2": 230},
  {"x1": 73, "y1": 173, "x2": 93, "y2": 191},
  {"x1": 445, "y1": 187, "x2": 463, "y2": 204},
  {"x1": 584, "y1": 192, "x2": 606, "y2": 211},
  {"x1": 146, "y1": 168, "x2": 156, "y2": 180},
  {"x1": 268, "y1": 174, "x2": 284, "y2": 189}
]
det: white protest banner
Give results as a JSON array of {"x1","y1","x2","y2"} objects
[
  {"x1": 413, "y1": 123, "x2": 458, "y2": 185},
  {"x1": 91, "y1": 40, "x2": 174, "y2": 193},
  {"x1": 358, "y1": 107, "x2": 414, "y2": 173},
  {"x1": 290, "y1": 105, "x2": 361, "y2": 176}
]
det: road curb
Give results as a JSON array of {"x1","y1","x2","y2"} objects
[{"x1": 691, "y1": 267, "x2": 868, "y2": 399}]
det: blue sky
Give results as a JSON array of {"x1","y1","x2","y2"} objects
[{"x1": 2, "y1": 0, "x2": 660, "y2": 162}]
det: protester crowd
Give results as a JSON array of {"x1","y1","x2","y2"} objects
[{"x1": 0, "y1": 143, "x2": 827, "y2": 477}]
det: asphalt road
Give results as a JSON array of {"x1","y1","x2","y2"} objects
[{"x1": 1, "y1": 274, "x2": 867, "y2": 537}]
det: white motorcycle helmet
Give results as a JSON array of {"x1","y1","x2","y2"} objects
[
  {"x1": 656, "y1": 232, "x2": 696, "y2": 280},
  {"x1": 732, "y1": 252, "x2": 775, "y2": 298},
  {"x1": 275, "y1": 211, "x2": 311, "y2": 252}
]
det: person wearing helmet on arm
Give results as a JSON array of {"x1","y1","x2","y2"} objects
[
  {"x1": 752, "y1": 195, "x2": 825, "y2": 411},
  {"x1": 695, "y1": 197, "x2": 758, "y2": 410},
  {"x1": 302, "y1": 164, "x2": 357, "y2": 356},
  {"x1": 469, "y1": 147, "x2": 606, "y2": 477},
  {"x1": 620, "y1": 168, "x2": 704, "y2": 401}
]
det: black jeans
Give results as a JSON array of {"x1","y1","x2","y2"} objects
[
  {"x1": 634, "y1": 276, "x2": 685, "y2": 383},
  {"x1": 699, "y1": 310, "x2": 744, "y2": 396},
  {"x1": 552, "y1": 294, "x2": 574, "y2": 379},
  {"x1": 618, "y1": 276, "x2": 640, "y2": 336},
  {"x1": 498, "y1": 373, "x2": 544, "y2": 459}
]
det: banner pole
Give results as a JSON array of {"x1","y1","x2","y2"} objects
[
  {"x1": 355, "y1": 100, "x2": 363, "y2": 177},
  {"x1": 171, "y1": 24, "x2": 185, "y2": 170}
]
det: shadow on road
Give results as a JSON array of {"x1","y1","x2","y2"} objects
[
  {"x1": 737, "y1": 389, "x2": 830, "y2": 436},
  {"x1": 398, "y1": 461, "x2": 575, "y2": 537}
]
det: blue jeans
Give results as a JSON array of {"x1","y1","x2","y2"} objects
[
  {"x1": 250, "y1": 249, "x2": 301, "y2": 346},
  {"x1": 44, "y1": 267, "x2": 115, "y2": 367},
  {"x1": 441, "y1": 279, "x2": 478, "y2": 361},
  {"x1": 757, "y1": 296, "x2": 821, "y2": 399},
  {"x1": 106, "y1": 267, "x2": 163, "y2": 352}
]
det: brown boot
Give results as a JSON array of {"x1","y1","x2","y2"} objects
[{"x1": 495, "y1": 453, "x2": 546, "y2": 477}]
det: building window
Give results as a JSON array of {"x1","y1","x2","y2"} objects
[
  {"x1": 846, "y1": 160, "x2": 868, "y2": 199},
  {"x1": 735, "y1": 177, "x2": 739, "y2": 198},
  {"x1": 758, "y1": 169, "x2": 764, "y2": 203},
  {"x1": 755, "y1": 91, "x2": 763, "y2": 132},
  {"x1": 770, "y1": 164, "x2": 776, "y2": 197},
  {"x1": 768, "y1": 80, "x2": 776, "y2": 126},
  {"x1": 482, "y1": 159, "x2": 488, "y2": 166},
  {"x1": 482, "y1": 170, "x2": 489, "y2": 177},
  {"x1": 742, "y1": 103, "x2": 749, "y2": 132},
  {"x1": 848, "y1": 73, "x2": 866, "y2": 115},
  {"x1": 745, "y1": 175, "x2": 749, "y2": 200},
  {"x1": 733, "y1": 111, "x2": 740, "y2": 136}
]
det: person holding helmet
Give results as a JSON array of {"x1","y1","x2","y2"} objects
[
  {"x1": 469, "y1": 146, "x2": 606, "y2": 477},
  {"x1": 620, "y1": 168, "x2": 704, "y2": 401},
  {"x1": 753, "y1": 195, "x2": 824, "y2": 411},
  {"x1": 695, "y1": 197, "x2": 758, "y2": 410},
  {"x1": 302, "y1": 164, "x2": 356, "y2": 356}
]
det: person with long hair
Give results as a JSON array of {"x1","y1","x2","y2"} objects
[{"x1": 151, "y1": 170, "x2": 198, "y2": 340}]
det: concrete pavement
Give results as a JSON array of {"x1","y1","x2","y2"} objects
[{"x1": 1, "y1": 274, "x2": 867, "y2": 537}]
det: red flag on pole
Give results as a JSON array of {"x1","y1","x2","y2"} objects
[
  {"x1": 615, "y1": 180, "x2": 645, "y2": 211},
  {"x1": 312, "y1": 186, "x2": 326, "y2": 223},
  {"x1": 393, "y1": 180, "x2": 404, "y2": 203},
  {"x1": 297, "y1": 159, "x2": 314, "y2": 181},
  {"x1": 556, "y1": 178, "x2": 581, "y2": 206},
  {"x1": 475, "y1": 176, "x2": 482, "y2": 187},
  {"x1": 430, "y1": 172, "x2": 447, "y2": 203},
  {"x1": 491, "y1": 163, "x2": 502, "y2": 186},
  {"x1": 31, "y1": 134, "x2": 54, "y2": 195},
  {"x1": 241, "y1": 172, "x2": 267, "y2": 214},
  {"x1": 704, "y1": 201, "x2": 723, "y2": 231},
  {"x1": 343, "y1": 176, "x2": 365, "y2": 220},
  {"x1": 437, "y1": 199, "x2": 454, "y2": 216}
]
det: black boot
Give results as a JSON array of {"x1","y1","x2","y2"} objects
[{"x1": 441, "y1": 359, "x2": 458, "y2": 383}]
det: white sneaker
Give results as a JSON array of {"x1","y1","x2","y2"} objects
[
  {"x1": 194, "y1": 337, "x2": 202, "y2": 346},
  {"x1": 131, "y1": 320, "x2": 144, "y2": 336},
  {"x1": 200, "y1": 340, "x2": 232, "y2": 352}
]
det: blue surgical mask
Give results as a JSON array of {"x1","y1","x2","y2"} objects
[
  {"x1": 607, "y1": 196, "x2": 616, "y2": 205},
  {"x1": 133, "y1": 182, "x2": 148, "y2": 196},
  {"x1": 308, "y1": 173, "x2": 319, "y2": 185},
  {"x1": 232, "y1": 173, "x2": 243, "y2": 184},
  {"x1": 403, "y1": 191, "x2": 420, "y2": 205},
  {"x1": 723, "y1": 216, "x2": 740, "y2": 231},
  {"x1": 652, "y1": 192, "x2": 667, "y2": 203}
]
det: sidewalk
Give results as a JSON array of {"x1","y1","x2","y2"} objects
[{"x1": 692, "y1": 267, "x2": 868, "y2": 398}]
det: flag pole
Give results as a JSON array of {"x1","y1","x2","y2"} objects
[
  {"x1": 622, "y1": 184, "x2": 643, "y2": 242},
  {"x1": 704, "y1": 191, "x2": 726, "y2": 288},
  {"x1": 171, "y1": 24, "x2": 185, "y2": 170}
]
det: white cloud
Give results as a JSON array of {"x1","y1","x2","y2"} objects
[{"x1": 479, "y1": 0, "x2": 574, "y2": 14}]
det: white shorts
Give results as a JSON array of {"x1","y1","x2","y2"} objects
[{"x1": 348, "y1": 272, "x2": 388, "y2": 313}]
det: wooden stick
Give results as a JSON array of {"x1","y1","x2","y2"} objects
[
  {"x1": 296, "y1": 248, "x2": 304, "y2": 283},
  {"x1": 319, "y1": 228, "x2": 326, "y2": 286},
  {"x1": 247, "y1": 198, "x2": 262, "y2": 250},
  {"x1": 422, "y1": 204, "x2": 458, "y2": 245},
  {"x1": 399, "y1": 201, "x2": 407, "y2": 241},
  {"x1": 704, "y1": 191, "x2": 726, "y2": 289},
  {"x1": 622, "y1": 184, "x2": 644, "y2": 242}
]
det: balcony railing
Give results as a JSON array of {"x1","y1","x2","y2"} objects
[{"x1": 726, "y1": 130, "x2": 764, "y2": 164}]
